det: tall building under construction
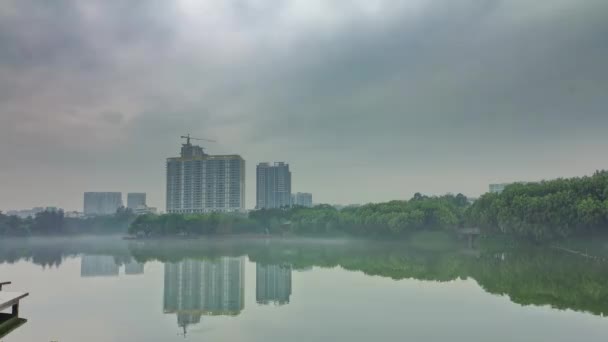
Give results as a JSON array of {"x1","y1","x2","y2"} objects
[{"x1": 166, "y1": 137, "x2": 245, "y2": 214}]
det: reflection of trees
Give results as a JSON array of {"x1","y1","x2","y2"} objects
[
  {"x1": 1, "y1": 237, "x2": 607, "y2": 317},
  {"x1": 0, "y1": 237, "x2": 132, "y2": 268},
  {"x1": 128, "y1": 239, "x2": 608, "y2": 316},
  {"x1": 469, "y1": 249, "x2": 608, "y2": 316}
]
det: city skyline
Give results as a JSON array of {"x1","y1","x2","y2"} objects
[{"x1": 1, "y1": 1, "x2": 607, "y2": 211}]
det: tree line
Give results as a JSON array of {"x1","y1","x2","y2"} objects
[
  {"x1": 132, "y1": 171, "x2": 608, "y2": 241},
  {"x1": 6, "y1": 171, "x2": 608, "y2": 241},
  {"x1": 0, "y1": 207, "x2": 136, "y2": 236},
  {"x1": 129, "y1": 193, "x2": 469, "y2": 237},
  {"x1": 466, "y1": 170, "x2": 608, "y2": 241}
]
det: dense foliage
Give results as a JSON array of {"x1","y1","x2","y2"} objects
[
  {"x1": 466, "y1": 171, "x2": 608, "y2": 241},
  {"x1": 129, "y1": 213, "x2": 257, "y2": 236},
  {"x1": 128, "y1": 194, "x2": 470, "y2": 237},
  {"x1": 0, "y1": 208, "x2": 135, "y2": 236}
]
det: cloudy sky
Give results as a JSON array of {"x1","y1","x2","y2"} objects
[{"x1": 1, "y1": 0, "x2": 607, "y2": 211}]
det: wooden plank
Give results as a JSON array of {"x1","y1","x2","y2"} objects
[{"x1": 0, "y1": 292, "x2": 28, "y2": 313}]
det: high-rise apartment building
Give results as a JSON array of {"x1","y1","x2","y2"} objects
[
  {"x1": 127, "y1": 193, "x2": 146, "y2": 210},
  {"x1": 83, "y1": 192, "x2": 123, "y2": 216},
  {"x1": 166, "y1": 139, "x2": 245, "y2": 214},
  {"x1": 291, "y1": 192, "x2": 313, "y2": 207},
  {"x1": 256, "y1": 162, "x2": 291, "y2": 209},
  {"x1": 256, "y1": 263, "x2": 292, "y2": 305}
]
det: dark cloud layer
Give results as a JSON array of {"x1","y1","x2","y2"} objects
[{"x1": 1, "y1": 0, "x2": 607, "y2": 210}]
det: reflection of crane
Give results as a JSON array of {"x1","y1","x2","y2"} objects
[{"x1": 181, "y1": 134, "x2": 217, "y2": 145}]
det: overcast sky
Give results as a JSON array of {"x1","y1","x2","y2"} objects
[{"x1": 1, "y1": 0, "x2": 607, "y2": 211}]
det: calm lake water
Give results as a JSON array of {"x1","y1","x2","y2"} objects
[{"x1": 1, "y1": 236, "x2": 607, "y2": 341}]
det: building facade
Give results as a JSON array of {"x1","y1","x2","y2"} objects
[
  {"x1": 489, "y1": 183, "x2": 510, "y2": 194},
  {"x1": 256, "y1": 162, "x2": 292, "y2": 209},
  {"x1": 83, "y1": 192, "x2": 123, "y2": 216},
  {"x1": 127, "y1": 193, "x2": 147, "y2": 210},
  {"x1": 291, "y1": 192, "x2": 313, "y2": 207},
  {"x1": 166, "y1": 141, "x2": 245, "y2": 214}
]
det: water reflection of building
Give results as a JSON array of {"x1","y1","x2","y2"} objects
[
  {"x1": 124, "y1": 260, "x2": 144, "y2": 275},
  {"x1": 80, "y1": 255, "x2": 119, "y2": 277},
  {"x1": 256, "y1": 264, "x2": 292, "y2": 305},
  {"x1": 163, "y1": 257, "x2": 245, "y2": 332}
]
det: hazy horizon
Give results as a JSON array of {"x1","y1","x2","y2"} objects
[{"x1": 1, "y1": 1, "x2": 607, "y2": 211}]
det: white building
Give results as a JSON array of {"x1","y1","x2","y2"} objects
[
  {"x1": 133, "y1": 206, "x2": 158, "y2": 215},
  {"x1": 127, "y1": 193, "x2": 147, "y2": 210},
  {"x1": 84, "y1": 192, "x2": 123, "y2": 216},
  {"x1": 65, "y1": 211, "x2": 84, "y2": 218},
  {"x1": 291, "y1": 192, "x2": 313, "y2": 208},
  {"x1": 166, "y1": 139, "x2": 245, "y2": 214},
  {"x1": 6, "y1": 207, "x2": 48, "y2": 218}
]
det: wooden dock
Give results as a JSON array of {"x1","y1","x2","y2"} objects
[{"x1": 0, "y1": 283, "x2": 28, "y2": 338}]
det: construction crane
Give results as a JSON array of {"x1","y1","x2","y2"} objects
[{"x1": 180, "y1": 134, "x2": 217, "y2": 145}]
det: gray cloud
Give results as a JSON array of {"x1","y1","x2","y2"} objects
[{"x1": 1, "y1": 0, "x2": 607, "y2": 210}]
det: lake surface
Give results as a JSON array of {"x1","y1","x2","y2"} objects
[{"x1": 1, "y1": 236, "x2": 608, "y2": 341}]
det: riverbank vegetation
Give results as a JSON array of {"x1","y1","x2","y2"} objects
[
  {"x1": 466, "y1": 170, "x2": 608, "y2": 241},
  {"x1": 0, "y1": 208, "x2": 135, "y2": 236},
  {"x1": 128, "y1": 193, "x2": 470, "y2": 238}
]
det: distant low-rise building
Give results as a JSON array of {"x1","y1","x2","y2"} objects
[
  {"x1": 64, "y1": 211, "x2": 85, "y2": 218},
  {"x1": 489, "y1": 182, "x2": 535, "y2": 194},
  {"x1": 489, "y1": 183, "x2": 509, "y2": 194},
  {"x1": 133, "y1": 206, "x2": 158, "y2": 215},
  {"x1": 127, "y1": 193, "x2": 147, "y2": 210},
  {"x1": 84, "y1": 192, "x2": 123, "y2": 216},
  {"x1": 291, "y1": 192, "x2": 313, "y2": 207},
  {"x1": 332, "y1": 204, "x2": 361, "y2": 211},
  {"x1": 6, "y1": 207, "x2": 59, "y2": 219}
]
